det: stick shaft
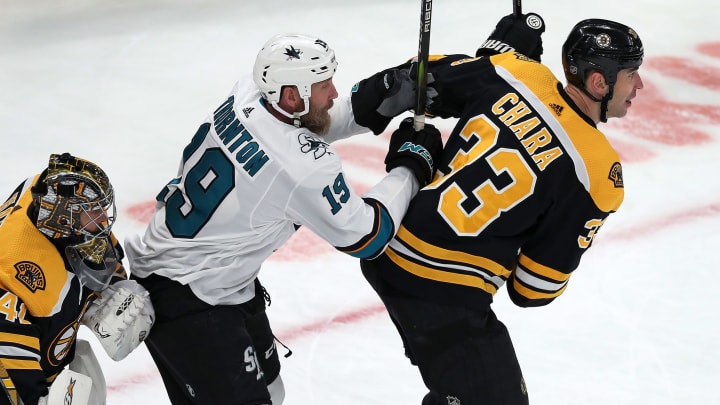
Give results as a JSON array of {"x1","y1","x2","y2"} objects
[
  {"x1": 414, "y1": 0, "x2": 432, "y2": 131},
  {"x1": 513, "y1": 0, "x2": 522, "y2": 17}
]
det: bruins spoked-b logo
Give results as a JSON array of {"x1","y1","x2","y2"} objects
[
  {"x1": 14, "y1": 261, "x2": 46, "y2": 292},
  {"x1": 608, "y1": 162, "x2": 624, "y2": 188}
]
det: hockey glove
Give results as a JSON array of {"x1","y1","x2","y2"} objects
[
  {"x1": 476, "y1": 12, "x2": 545, "y2": 62},
  {"x1": 351, "y1": 67, "x2": 436, "y2": 135},
  {"x1": 82, "y1": 279, "x2": 155, "y2": 361},
  {"x1": 378, "y1": 68, "x2": 439, "y2": 118},
  {"x1": 385, "y1": 117, "x2": 443, "y2": 186}
]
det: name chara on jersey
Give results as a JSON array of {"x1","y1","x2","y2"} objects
[{"x1": 493, "y1": 92, "x2": 564, "y2": 171}]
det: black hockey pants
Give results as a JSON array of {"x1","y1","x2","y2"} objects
[
  {"x1": 361, "y1": 260, "x2": 529, "y2": 405},
  {"x1": 133, "y1": 274, "x2": 281, "y2": 405}
]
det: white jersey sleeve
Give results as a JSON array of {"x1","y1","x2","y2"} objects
[
  {"x1": 323, "y1": 96, "x2": 369, "y2": 143},
  {"x1": 284, "y1": 150, "x2": 417, "y2": 259}
]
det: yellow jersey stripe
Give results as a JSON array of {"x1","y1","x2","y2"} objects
[
  {"x1": 518, "y1": 254, "x2": 571, "y2": 282},
  {"x1": 386, "y1": 247, "x2": 499, "y2": 294},
  {"x1": 0, "y1": 333, "x2": 40, "y2": 351},
  {"x1": 396, "y1": 226, "x2": 512, "y2": 278},
  {"x1": 0, "y1": 358, "x2": 42, "y2": 371}
]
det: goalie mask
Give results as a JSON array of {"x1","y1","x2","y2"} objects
[{"x1": 32, "y1": 153, "x2": 118, "y2": 291}]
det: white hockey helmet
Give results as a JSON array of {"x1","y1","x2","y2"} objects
[{"x1": 253, "y1": 33, "x2": 338, "y2": 118}]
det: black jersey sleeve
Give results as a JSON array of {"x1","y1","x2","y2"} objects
[{"x1": 507, "y1": 182, "x2": 612, "y2": 307}]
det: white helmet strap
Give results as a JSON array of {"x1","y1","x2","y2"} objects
[{"x1": 270, "y1": 95, "x2": 310, "y2": 128}]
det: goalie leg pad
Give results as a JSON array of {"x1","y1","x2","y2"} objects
[
  {"x1": 69, "y1": 340, "x2": 106, "y2": 405},
  {"x1": 41, "y1": 370, "x2": 92, "y2": 405}
]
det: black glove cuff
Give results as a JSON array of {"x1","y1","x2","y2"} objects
[{"x1": 351, "y1": 70, "x2": 396, "y2": 135}]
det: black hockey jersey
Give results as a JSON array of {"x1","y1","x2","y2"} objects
[{"x1": 366, "y1": 52, "x2": 624, "y2": 310}]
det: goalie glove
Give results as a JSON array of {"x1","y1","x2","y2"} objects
[{"x1": 82, "y1": 279, "x2": 155, "y2": 361}]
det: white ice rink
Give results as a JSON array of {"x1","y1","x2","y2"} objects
[{"x1": 1, "y1": 0, "x2": 720, "y2": 403}]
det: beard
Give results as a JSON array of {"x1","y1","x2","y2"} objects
[{"x1": 300, "y1": 101, "x2": 332, "y2": 135}]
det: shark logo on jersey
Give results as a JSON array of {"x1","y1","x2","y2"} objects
[{"x1": 298, "y1": 133, "x2": 331, "y2": 159}]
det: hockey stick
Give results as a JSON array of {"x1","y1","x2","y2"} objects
[
  {"x1": 413, "y1": 0, "x2": 433, "y2": 131},
  {"x1": 513, "y1": 0, "x2": 522, "y2": 17}
]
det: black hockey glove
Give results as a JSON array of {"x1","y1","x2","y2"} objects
[
  {"x1": 351, "y1": 69, "x2": 399, "y2": 135},
  {"x1": 384, "y1": 117, "x2": 443, "y2": 186},
  {"x1": 475, "y1": 12, "x2": 545, "y2": 62},
  {"x1": 351, "y1": 67, "x2": 436, "y2": 135}
]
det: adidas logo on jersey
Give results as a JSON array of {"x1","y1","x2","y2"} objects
[
  {"x1": 549, "y1": 103, "x2": 564, "y2": 116},
  {"x1": 242, "y1": 107, "x2": 254, "y2": 118}
]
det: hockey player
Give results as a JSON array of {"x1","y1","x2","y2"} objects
[
  {"x1": 359, "y1": 14, "x2": 644, "y2": 404},
  {"x1": 123, "y1": 33, "x2": 443, "y2": 404},
  {"x1": 0, "y1": 153, "x2": 154, "y2": 405}
]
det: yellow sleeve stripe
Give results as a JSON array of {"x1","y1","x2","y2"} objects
[
  {"x1": 0, "y1": 333, "x2": 40, "y2": 351},
  {"x1": 386, "y1": 247, "x2": 499, "y2": 295},
  {"x1": 512, "y1": 276, "x2": 567, "y2": 300},
  {"x1": 0, "y1": 376, "x2": 15, "y2": 390},
  {"x1": 397, "y1": 226, "x2": 512, "y2": 278},
  {"x1": 0, "y1": 358, "x2": 42, "y2": 371},
  {"x1": 518, "y1": 254, "x2": 571, "y2": 282}
]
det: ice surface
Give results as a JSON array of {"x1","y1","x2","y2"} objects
[{"x1": 1, "y1": 0, "x2": 719, "y2": 403}]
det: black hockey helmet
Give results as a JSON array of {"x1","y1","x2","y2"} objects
[{"x1": 561, "y1": 19, "x2": 644, "y2": 122}]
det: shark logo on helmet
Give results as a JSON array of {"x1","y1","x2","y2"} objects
[{"x1": 284, "y1": 46, "x2": 302, "y2": 60}]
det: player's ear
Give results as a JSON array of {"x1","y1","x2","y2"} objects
[
  {"x1": 277, "y1": 86, "x2": 300, "y2": 114},
  {"x1": 281, "y1": 85, "x2": 300, "y2": 104},
  {"x1": 587, "y1": 71, "x2": 608, "y2": 97}
]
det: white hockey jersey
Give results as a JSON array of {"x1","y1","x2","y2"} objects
[{"x1": 124, "y1": 75, "x2": 418, "y2": 305}]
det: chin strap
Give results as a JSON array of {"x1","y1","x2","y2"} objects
[
  {"x1": 578, "y1": 83, "x2": 614, "y2": 123},
  {"x1": 269, "y1": 98, "x2": 309, "y2": 128}
]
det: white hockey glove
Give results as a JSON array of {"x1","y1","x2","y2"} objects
[{"x1": 82, "y1": 279, "x2": 155, "y2": 361}]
